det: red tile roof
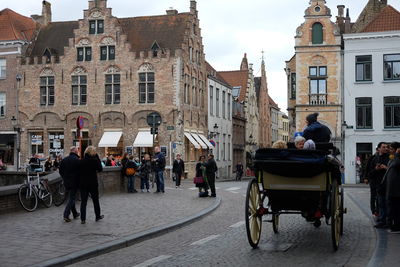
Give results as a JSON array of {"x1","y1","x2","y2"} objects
[
  {"x1": 206, "y1": 61, "x2": 231, "y2": 87},
  {"x1": 218, "y1": 70, "x2": 248, "y2": 102},
  {"x1": 269, "y1": 96, "x2": 279, "y2": 109},
  {"x1": 361, "y1": 5, "x2": 400, "y2": 32},
  {"x1": 0, "y1": 8, "x2": 36, "y2": 42}
]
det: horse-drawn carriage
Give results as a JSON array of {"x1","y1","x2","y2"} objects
[{"x1": 245, "y1": 143, "x2": 345, "y2": 250}]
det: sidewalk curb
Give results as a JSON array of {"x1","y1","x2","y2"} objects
[{"x1": 32, "y1": 196, "x2": 221, "y2": 267}]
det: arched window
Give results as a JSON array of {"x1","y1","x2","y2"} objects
[{"x1": 312, "y1": 23, "x2": 323, "y2": 44}]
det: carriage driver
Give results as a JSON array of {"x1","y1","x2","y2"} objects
[{"x1": 303, "y1": 113, "x2": 331, "y2": 143}]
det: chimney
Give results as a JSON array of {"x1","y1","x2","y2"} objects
[
  {"x1": 337, "y1": 5, "x2": 345, "y2": 17},
  {"x1": 190, "y1": 1, "x2": 197, "y2": 14},
  {"x1": 166, "y1": 8, "x2": 178, "y2": 15},
  {"x1": 380, "y1": 0, "x2": 387, "y2": 5},
  {"x1": 345, "y1": 8, "x2": 351, "y2": 33},
  {"x1": 42, "y1": 1, "x2": 52, "y2": 25}
]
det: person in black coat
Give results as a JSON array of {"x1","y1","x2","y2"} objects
[
  {"x1": 78, "y1": 146, "x2": 103, "y2": 224},
  {"x1": 385, "y1": 142, "x2": 400, "y2": 233},
  {"x1": 59, "y1": 147, "x2": 80, "y2": 222},
  {"x1": 302, "y1": 113, "x2": 331, "y2": 143},
  {"x1": 172, "y1": 154, "x2": 185, "y2": 188},
  {"x1": 204, "y1": 154, "x2": 218, "y2": 197}
]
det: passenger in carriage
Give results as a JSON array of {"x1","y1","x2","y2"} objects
[
  {"x1": 303, "y1": 139, "x2": 316, "y2": 150},
  {"x1": 294, "y1": 136, "x2": 306, "y2": 149},
  {"x1": 303, "y1": 113, "x2": 331, "y2": 143},
  {"x1": 272, "y1": 140, "x2": 287, "y2": 149}
]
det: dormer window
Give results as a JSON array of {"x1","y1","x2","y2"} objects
[
  {"x1": 44, "y1": 49, "x2": 51, "y2": 63},
  {"x1": 151, "y1": 42, "x2": 160, "y2": 57},
  {"x1": 89, "y1": 20, "x2": 104, "y2": 34}
]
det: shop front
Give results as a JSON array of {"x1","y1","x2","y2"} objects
[
  {"x1": 0, "y1": 132, "x2": 16, "y2": 169},
  {"x1": 133, "y1": 130, "x2": 156, "y2": 159},
  {"x1": 98, "y1": 131, "x2": 123, "y2": 159},
  {"x1": 48, "y1": 132, "x2": 64, "y2": 158}
]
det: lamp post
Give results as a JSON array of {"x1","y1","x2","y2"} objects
[
  {"x1": 15, "y1": 74, "x2": 22, "y2": 170},
  {"x1": 11, "y1": 116, "x2": 21, "y2": 170},
  {"x1": 208, "y1": 123, "x2": 219, "y2": 139}
]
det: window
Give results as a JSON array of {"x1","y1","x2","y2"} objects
[
  {"x1": 223, "y1": 134, "x2": 226, "y2": 161},
  {"x1": 48, "y1": 132, "x2": 64, "y2": 157},
  {"x1": 77, "y1": 47, "x2": 92, "y2": 61},
  {"x1": 40, "y1": 76, "x2": 55, "y2": 106},
  {"x1": 151, "y1": 43, "x2": 159, "y2": 57},
  {"x1": 216, "y1": 88, "x2": 220, "y2": 117},
  {"x1": 0, "y1": 59, "x2": 6, "y2": 79},
  {"x1": 356, "y1": 55, "x2": 372, "y2": 81},
  {"x1": 222, "y1": 91, "x2": 226, "y2": 118},
  {"x1": 312, "y1": 23, "x2": 323, "y2": 44},
  {"x1": 89, "y1": 20, "x2": 104, "y2": 34},
  {"x1": 105, "y1": 74, "x2": 120, "y2": 104},
  {"x1": 210, "y1": 85, "x2": 213, "y2": 115},
  {"x1": 384, "y1": 96, "x2": 400, "y2": 128},
  {"x1": 30, "y1": 132, "x2": 44, "y2": 156},
  {"x1": 184, "y1": 75, "x2": 189, "y2": 104},
  {"x1": 139, "y1": 72, "x2": 155, "y2": 104},
  {"x1": 72, "y1": 75, "x2": 87, "y2": 105},
  {"x1": 384, "y1": 54, "x2": 400, "y2": 80},
  {"x1": 309, "y1": 66, "x2": 327, "y2": 105},
  {"x1": 100, "y1": 46, "x2": 115, "y2": 60},
  {"x1": 355, "y1": 97, "x2": 372, "y2": 129},
  {"x1": 192, "y1": 77, "x2": 197, "y2": 106},
  {"x1": 290, "y1": 73, "x2": 296, "y2": 99},
  {"x1": 0, "y1": 92, "x2": 5, "y2": 117},
  {"x1": 227, "y1": 93, "x2": 231, "y2": 119},
  {"x1": 232, "y1": 86, "x2": 241, "y2": 98}
]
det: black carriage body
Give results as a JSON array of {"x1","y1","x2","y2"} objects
[{"x1": 254, "y1": 148, "x2": 341, "y2": 214}]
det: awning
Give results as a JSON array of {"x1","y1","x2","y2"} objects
[
  {"x1": 98, "y1": 131, "x2": 123, "y2": 147},
  {"x1": 184, "y1": 132, "x2": 200, "y2": 149},
  {"x1": 133, "y1": 131, "x2": 155, "y2": 147},
  {"x1": 191, "y1": 133, "x2": 208, "y2": 149},
  {"x1": 198, "y1": 134, "x2": 215, "y2": 149}
]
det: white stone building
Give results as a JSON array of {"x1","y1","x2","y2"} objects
[{"x1": 343, "y1": 7, "x2": 400, "y2": 184}]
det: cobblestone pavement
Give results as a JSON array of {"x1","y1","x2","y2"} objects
[
  {"x1": 71, "y1": 182, "x2": 377, "y2": 267},
  {"x1": 0, "y1": 180, "x2": 215, "y2": 267}
]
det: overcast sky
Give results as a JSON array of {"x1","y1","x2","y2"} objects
[{"x1": 2, "y1": 0, "x2": 399, "y2": 112}]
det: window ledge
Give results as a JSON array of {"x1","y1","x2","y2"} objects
[
  {"x1": 354, "y1": 129, "x2": 374, "y2": 132},
  {"x1": 382, "y1": 80, "x2": 400, "y2": 83},
  {"x1": 383, "y1": 128, "x2": 400, "y2": 131},
  {"x1": 354, "y1": 81, "x2": 373, "y2": 84},
  {"x1": 138, "y1": 103, "x2": 156, "y2": 105}
]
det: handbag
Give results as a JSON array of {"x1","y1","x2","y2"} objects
[{"x1": 193, "y1": 177, "x2": 204, "y2": 184}]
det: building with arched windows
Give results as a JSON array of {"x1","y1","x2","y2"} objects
[{"x1": 16, "y1": 0, "x2": 208, "y2": 177}]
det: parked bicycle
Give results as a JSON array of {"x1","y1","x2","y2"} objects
[
  {"x1": 55, "y1": 177, "x2": 104, "y2": 204},
  {"x1": 18, "y1": 165, "x2": 53, "y2": 211}
]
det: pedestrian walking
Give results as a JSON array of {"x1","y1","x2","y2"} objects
[
  {"x1": 235, "y1": 161, "x2": 244, "y2": 181},
  {"x1": 120, "y1": 152, "x2": 129, "y2": 191},
  {"x1": 138, "y1": 153, "x2": 151, "y2": 192},
  {"x1": 79, "y1": 146, "x2": 104, "y2": 224},
  {"x1": 153, "y1": 146, "x2": 166, "y2": 193},
  {"x1": 195, "y1": 155, "x2": 209, "y2": 197},
  {"x1": 370, "y1": 142, "x2": 390, "y2": 228},
  {"x1": 59, "y1": 146, "x2": 80, "y2": 222},
  {"x1": 172, "y1": 154, "x2": 185, "y2": 188},
  {"x1": 204, "y1": 154, "x2": 218, "y2": 197},
  {"x1": 44, "y1": 156, "x2": 53, "y2": 172},
  {"x1": 384, "y1": 142, "x2": 400, "y2": 233},
  {"x1": 125, "y1": 155, "x2": 138, "y2": 193}
]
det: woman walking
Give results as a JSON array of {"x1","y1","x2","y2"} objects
[
  {"x1": 79, "y1": 146, "x2": 104, "y2": 224},
  {"x1": 195, "y1": 155, "x2": 208, "y2": 197}
]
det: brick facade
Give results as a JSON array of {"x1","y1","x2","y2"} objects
[{"x1": 16, "y1": 0, "x2": 207, "y2": 178}]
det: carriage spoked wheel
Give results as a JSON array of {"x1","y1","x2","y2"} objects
[
  {"x1": 245, "y1": 178, "x2": 262, "y2": 248},
  {"x1": 339, "y1": 186, "x2": 345, "y2": 236},
  {"x1": 330, "y1": 179, "x2": 341, "y2": 251},
  {"x1": 272, "y1": 213, "x2": 279, "y2": 234}
]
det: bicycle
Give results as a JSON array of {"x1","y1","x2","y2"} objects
[
  {"x1": 18, "y1": 165, "x2": 53, "y2": 211},
  {"x1": 53, "y1": 180, "x2": 66, "y2": 206}
]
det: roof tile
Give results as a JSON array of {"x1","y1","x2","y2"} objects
[
  {"x1": 361, "y1": 5, "x2": 400, "y2": 32},
  {"x1": 218, "y1": 70, "x2": 248, "y2": 102},
  {"x1": 0, "y1": 8, "x2": 36, "y2": 42}
]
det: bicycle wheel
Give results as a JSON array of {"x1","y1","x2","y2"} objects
[
  {"x1": 53, "y1": 181, "x2": 67, "y2": 206},
  {"x1": 39, "y1": 182, "x2": 53, "y2": 208},
  {"x1": 18, "y1": 184, "x2": 38, "y2": 212}
]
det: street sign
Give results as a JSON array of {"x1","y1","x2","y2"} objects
[
  {"x1": 166, "y1": 125, "x2": 174, "y2": 130},
  {"x1": 76, "y1": 116, "x2": 85, "y2": 129},
  {"x1": 151, "y1": 127, "x2": 159, "y2": 135},
  {"x1": 147, "y1": 112, "x2": 162, "y2": 127}
]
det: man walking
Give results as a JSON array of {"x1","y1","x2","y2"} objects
[
  {"x1": 59, "y1": 146, "x2": 80, "y2": 222},
  {"x1": 172, "y1": 154, "x2": 185, "y2": 188},
  {"x1": 205, "y1": 154, "x2": 218, "y2": 197},
  {"x1": 153, "y1": 146, "x2": 166, "y2": 193},
  {"x1": 235, "y1": 161, "x2": 244, "y2": 181}
]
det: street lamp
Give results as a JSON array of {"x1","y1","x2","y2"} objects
[
  {"x1": 208, "y1": 123, "x2": 219, "y2": 139},
  {"x1": 15, "y1": 74, "x2": 22, "y2": 170}
]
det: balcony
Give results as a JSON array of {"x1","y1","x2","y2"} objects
[{"x1": 309, "y1": 94, "x2": 327, "y2": 105}]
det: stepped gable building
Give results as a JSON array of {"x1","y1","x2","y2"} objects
[
  {"x1": 0, "y1": 8, "x2": 37, "y2": 170},
  {"x1": 219, "y1": 53, "x2": 259, "y2": 165},
  {"x1": 17, "y1": 0, "x2": 207, "y2": 177},
  {"x1": 285, "y1": 0, "x2": 343, "y2": 150},
  {"x1": 254, "y1": 58, "x2": 271, "y2": 148}
]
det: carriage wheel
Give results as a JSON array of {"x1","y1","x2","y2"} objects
[
  {"x1": 272, "y1": 213, "x2": 279, "y2": 234},
  {"x1": 245, "y1": 178, "x2": 262, "y2": 248},
  {"x1": 330, "y1": 179, "x2": 341, "y2": 251},
  {"x1": 340, "y1": 186, "x2": 344, "y2": 236}
]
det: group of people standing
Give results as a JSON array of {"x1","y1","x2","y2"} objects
[
  {"x1": 59, "y1": 146, "x2": 104, "y2": 224},
  {"x1": 195, "y1": 154, "x2": 218, "y2": 198},
  {"x1": 364, "y1": 142, "x2": 400, "y2": 233}
]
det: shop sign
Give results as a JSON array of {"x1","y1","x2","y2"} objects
[
  {"x1": 161, "y1": 146, "x2": 167, "y2": 156},
  {"x1": 49, "y1": 149, "x2": 64, "y2": 153},
  {"x1": 125, "y1": 146, "x2": 133, "y2": 155},
  {"x1": 31, "y1": 135, "x2": 42, "y2": 145},
  {"x1": 53, "y1": 140, "x2": 61, "y2": 149},
  {"x1": 49, "y1": 135, "x2": 64, "y2": 140},
  {"x1": 166, "y1": 126, "x2": 174, "y2": 131}
]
